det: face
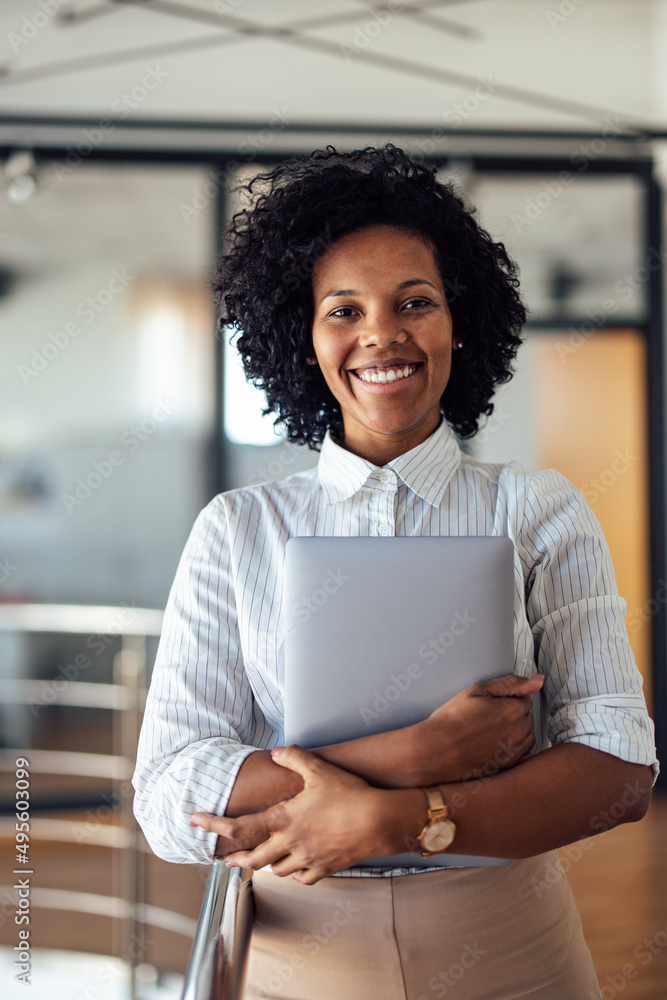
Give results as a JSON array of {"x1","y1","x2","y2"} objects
[{"x1": 310, "y1": 224, "x2": 455, "y2": 465}]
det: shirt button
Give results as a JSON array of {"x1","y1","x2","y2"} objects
[
  {"x1": 378, "y1": 522, "x2": 391, "y2": 535},
  {"x1": 378, "y1": 471, "x2": 392, "y2": 485}
]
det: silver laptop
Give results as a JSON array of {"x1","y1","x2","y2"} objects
[{"x1": 283, "y1": 536, "x2": 515, "y2": 869}]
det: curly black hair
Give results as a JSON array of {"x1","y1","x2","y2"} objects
[{"x1": 211, "y1": 144, "x2": 526, "y2": 449}]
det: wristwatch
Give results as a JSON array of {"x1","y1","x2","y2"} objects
[{"x1": 416, "y1": 786, "x2": 456, "y2": 857}]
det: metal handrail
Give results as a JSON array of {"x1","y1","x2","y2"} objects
[
  {"x1": 0, "y1": 602, "x2": 258, "y2": 997},
  {"x1": 181, "y1": 861, "x2": 255, "y2": 1000},
  {"x1": 0, "y1": 602, "x2": 163, "y2": 636},
  {"x1": 0, "y1": 601, "x2": 163, "y2": 1000}
]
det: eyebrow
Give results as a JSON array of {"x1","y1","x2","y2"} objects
[{"x1": 320, "y1": 278, "x2": 438, "y2": 300}]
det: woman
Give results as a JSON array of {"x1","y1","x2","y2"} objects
[{"x1": 132, "y1": 145, "x2": 658, "y2": 999}]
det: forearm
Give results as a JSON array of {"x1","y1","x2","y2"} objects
[
  {"x1": 224, "y1": 749, "x2": 305, "y2": 817},
  {"x1": 213, "y1": 732, "x2": 417, "y2": 857},
  {"x1": 388, "y1": 744, "x2": 654, "y2": 859},
  {"x1": 204, "y1": 742, "x2": 653, "y2": 875},
  {"x1": 225, "y1": 726, "x2": 419, "y2": 818},
  {"x1": 215, "y1": 727, "x2": 418, "y2": 856},
  {"x1": 311, "y1": 725, "x2": 424, "y2": 787},
  {"x1": 218, "y1": 676, "x2": 544, "y2": 857},
  {"x1": 224, "y1": 673, "x2": 545, "y2": 822}
]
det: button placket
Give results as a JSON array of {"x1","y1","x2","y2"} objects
[{"x1": 377, "y1": 476, "x2": 396, "y2": 536}]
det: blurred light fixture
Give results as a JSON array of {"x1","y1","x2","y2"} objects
[
  {"x1": 5, "y1": 150, "x2": 37, "y2": 204},
  {"x1": 132, "y1": 277, "x2": 215, "y2": 430},
  {"x1": 136, "y1": 300, "x2": 186, "y2": 421}
]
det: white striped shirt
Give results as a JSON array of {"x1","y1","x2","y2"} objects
[{"x1": 132, "y1": 417, "x2": 658, "y2": 874}]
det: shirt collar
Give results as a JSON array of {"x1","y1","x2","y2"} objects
[{"x1": 317, "y1": 417, "x2": 461, "y2": 508}]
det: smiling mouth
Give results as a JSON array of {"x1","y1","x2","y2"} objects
[{"x1": 350, "y1": 362, "x2": 422, "y2": 384}]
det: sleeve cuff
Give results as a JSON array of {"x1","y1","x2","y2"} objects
[
  {"x1": 548, "y1": 704, "x2": 660, "y2": 787},
  {"x1": 133, "y1": 743, "x2": 259, "y2": 864}
]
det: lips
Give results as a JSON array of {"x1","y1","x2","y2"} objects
[
  {"x1": 349, "y1": 364, "x2": 423, "y2": 393},
  {"x1": 349, "y1": 359, "x2": 423, "y2": 373}
]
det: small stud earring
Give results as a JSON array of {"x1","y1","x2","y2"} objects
[
  {"x1": 306, "y1": 356, "x2": 317, "y2": 364},
  {"x1": 455, "y1": 341, "x2": 463, "y2": 349}
]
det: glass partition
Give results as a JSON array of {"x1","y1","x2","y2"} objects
[
  {"x1": 470, "y1": 172, "x2": 651, "y2": 706},
  {"x1": 0, "y1": 162, "x2": 216, "y2": 609}
]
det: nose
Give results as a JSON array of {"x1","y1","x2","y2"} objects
[{"x1": 357, "y1": 306, "x2": 408, "y2": 348}]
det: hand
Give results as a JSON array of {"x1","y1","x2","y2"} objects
[
  {"x1": 190, "y1": 745, "x2": 401, "y2": 885},
  {"x1": 408, "y1": 673, "x2": 544, "y2": 786}
]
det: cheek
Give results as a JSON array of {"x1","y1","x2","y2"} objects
[{"x1": 315, "y1": 338, "x2": 347, "y2": 374}]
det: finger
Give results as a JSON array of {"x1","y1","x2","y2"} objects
[
  {"x1": 522, "y1": 730, "x2": 536, "y2": 750},
  {"x1": 190, "y1": 811, "x2": 269, "y2": 850},
  {"x1": 270, "y1": 744, "x2": 327, "y2": 783},
  {"x1": 509, "y1": 713, "x2": 535, "y2": 745},
  {"x1": 505, "y1": 695, "x2": 532, "y2": 721},
  {"x1": 520, "y1": 673, "x2": 545, "y2": 694},
  {"x1": 515, "y1": 737, "x2": 537, "y2": 764},
  {"x1": 475, "y1": 673, "x2": 544, "y2": 698},
  {"x1": 291, "y1": 868, "x2": 322, "y2": 886},
  {"x1": 225, "y1": 836, "x2": 286, "y2": 871},
  {"x1": 471, "y1": 674, "x2": 519, "y2": 697},
  {"x1": 503, "y1": 732, "x2": 536, "y2": 764},
  {"x1": 268, "y1": 854, "x2": 304, "y2": 877},
  {"x1": 508, "y1": 673, "x2": 544, "y2": 695},
  {"x1": 509, "y1": 696, "x2": 533, "y2": 719},
  {"x1": 224, "y1": 849, "x2": 259, "y2": 869}
]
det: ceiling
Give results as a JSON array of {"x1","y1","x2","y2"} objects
[
  {"x1": 0, "y1": 0, "x2": 665, "y2": 139},
  {"x1": 0, "y1": 162, "x2": 214, "y2": 278}
]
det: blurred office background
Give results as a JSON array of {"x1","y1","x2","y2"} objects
[{"x1": 0, "y1": 1, "x2": 666, "y2": 997}]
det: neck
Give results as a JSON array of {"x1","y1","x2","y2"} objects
[{"x1": 336, "y1": 414, "x2": 443, "y2": 467}]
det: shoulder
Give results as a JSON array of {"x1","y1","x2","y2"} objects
[
  {"x1": 177, "y1": 469, "x2": 320, "y2": 570},
  {"x1": 459, "y1": 454, "x2": 594, "y2": 519},
  {"x1": 517, "y1": 466, "x2": 605, "y2": 535},
  {"x1": 457, "y1": 451, "x2": 537, "y2": 509},
  {"x1": 456, "y1": 456, "x2": 608, "y2": 564},
  {"x1": 507, "y1": 467, "x2": 613, "y2": 583}
]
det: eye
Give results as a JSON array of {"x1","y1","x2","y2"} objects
[
  {"x1": 329, "y1": 306, "x2": 358, "y2": 318},
  {"x1": 403, "y1": 298, "x2": 432, "y2": 310}
]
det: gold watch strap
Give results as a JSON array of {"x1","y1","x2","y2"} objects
[{"x1": 422, "y1": 785, "x2": 449, "y2": 819}]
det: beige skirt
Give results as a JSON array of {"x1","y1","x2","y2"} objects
[{"x1": 243, "y1": 852, "x2": 601, "y2": 1000}]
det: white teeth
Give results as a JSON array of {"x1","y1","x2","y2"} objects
[{"x1": 357, "y1": 364, "x2": 418, "y2": 384}]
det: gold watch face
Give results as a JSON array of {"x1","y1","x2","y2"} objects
[{"x1": 422, "y1": 820, "x2": 456, "y2": 853}]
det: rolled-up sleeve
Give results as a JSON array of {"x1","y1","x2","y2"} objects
[
  {"x1": 132, "y1": 498, "x2": 264, "y2": 864},
  {"x1": 519, "y1": 469, "x2": 659, "y2": 783}
]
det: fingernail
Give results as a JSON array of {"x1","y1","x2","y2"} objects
[{"x1": 270, "y1": 746, "x2": 285, "y2": 757}]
